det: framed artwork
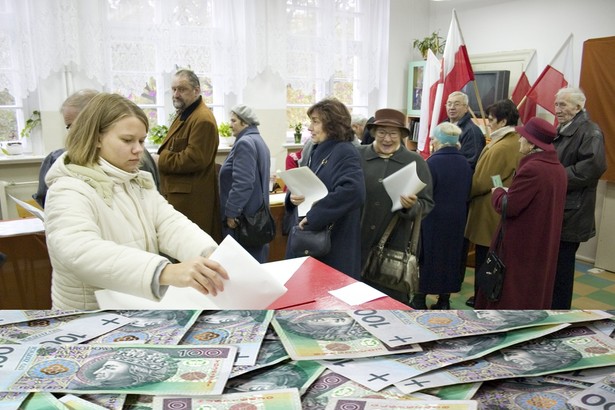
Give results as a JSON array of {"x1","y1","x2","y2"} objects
[{"x1": 407, "y1": 60, "x2": 426, "y2": 117}]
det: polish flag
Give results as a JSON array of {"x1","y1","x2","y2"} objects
[
  {"x1": 433, "y1": 10, "x2": 475, "y2": 125},
  {"x1": 525, "y1": 34, "x2": 575, "y2": 116},
  {"x1": 511, "y1": 50, "x2": 538, "y2": 124},
  {"x1": 418, "y1": 49, "x2": 441, "y2": 156}
]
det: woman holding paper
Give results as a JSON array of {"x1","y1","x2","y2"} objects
[
  {"x1": 44, "y1": 93, "x2": 228, "y2": 310},
  {"x1": 284, "y1": 98, "x2": 365, "y2": 278},
  {"x1": 414, "y1": 122, "x2": 472, "y2": 310},
  {"x1": 357, "y1": 108, "x2": 434, "y2": 304}
]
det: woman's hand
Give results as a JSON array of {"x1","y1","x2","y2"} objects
[
  {"x1": 290, "y1": 194, "x2": 305, "y2": 207},
  {"x1": 160, "y1": 257, "x2": 229, "y2": 296},
  {"x1": 226, "y1": 217, "x2": 239, "y2": 229},
  {"x1": 400, "y1": 193, "x2": 418, "y2": 209}
]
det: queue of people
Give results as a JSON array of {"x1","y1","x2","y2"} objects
[{"x1": 36, "y1": 75, "x2": 605, "y2": 311}]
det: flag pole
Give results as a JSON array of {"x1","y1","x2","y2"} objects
[{"x1": 470, "y1": 80, "x2": 490, "y2": 139}]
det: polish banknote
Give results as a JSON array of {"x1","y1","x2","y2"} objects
[
  {"x1": 272, "y1": 310, "x2": 421, "y2": 360},
  {"x1": 152, "y1": 388, "x2": 303, "y2": 410},
  {"x1": 325, "y1": 398, "x2": 477, "y2": 410},
  {"x1": 230, "y1": 332, "x2": 289, "y2": 377},
  {"x1": 422, "y1": 383, "x2": 482, "y2": 400},
  {"x1": 224, "y1": 359, "x2": 325, "y2": 395},
  {"x1": 88, "y1": 310, "x2": 200, "y2": 345},
  {"x1": 0, "y1": 310, "x2": 84, "y2": 327},
  {"x1": 320, "y1": 324, "x2": 567, "y2": 391},
  {"x1": 395, "y1": 324, "x2": 615, "y2": 394},
  {"x1": 59, "y1": 393, "x2": 109, "y2": 409},
  {"x1": 68, "y1": 394, "x2": 126, "y2": 410},
  {"x1": 18, "y1": 392, "x2": 67, "y2": 410},
  {"x1": 301, "y1": 369, "x2": 433, "y2": 410},
  {"x1": 0, "y1": 312, "x2": 133, "y2": 345},
  {"x1": 568, "y1": 372, "x2": 615, "y2": 409},
  {"x1": 0, "y1": 391, "x2": 29, "y2": 410},
  {"x1": 181, "y1": 310, "x2": 273, "y2": 366},
  {"x1": 349, "y1": 309, "x2": 613, "y2": 346},
  {"x1": 0, "y1": 344, "x2": 237, "y2": 395},
  {"x1": 470, "y1": 377, "x2": 583, "y2": 409}
]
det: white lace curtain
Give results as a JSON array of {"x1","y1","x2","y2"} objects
[{"x1": 6, "y1": 0, "x2": 389, "y2": 98}]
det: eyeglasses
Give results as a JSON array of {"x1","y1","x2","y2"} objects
[
  {"x1": 65, "y1": 124, "x2": 71, "y2": 130},
  {"x1": 375, "y1": 129, "x2": 401, "y2": 138},
  {"x1": 446, "y1": 102, "x2": 464, "y2": 108}
]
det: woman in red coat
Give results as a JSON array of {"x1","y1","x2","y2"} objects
[{"x1": 475, "y1": 117, "x2": 567, "y2": 309}]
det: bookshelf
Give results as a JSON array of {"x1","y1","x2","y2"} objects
[{"x1": 407, "y1": 60, "x2": 425, "y2": 143}]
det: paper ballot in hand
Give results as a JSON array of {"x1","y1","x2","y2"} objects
[
  {"x1": 278, "y1": 167, "x2": 328, "y2": 217},
  {"x1": 382, "y1": 162, "x2": 426, "y2": 212},
  {"x1": 9, "y1": 195, "x2": 45, "y2": 221}
]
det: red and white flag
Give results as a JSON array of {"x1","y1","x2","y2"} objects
[
  {"x1": 525, "y1": 34, "x2": 574, "y2": 116},
  {"x1": 418, "y1": 49, "x2": 441, "y2": 156},
  {"x1": 432, "y1": 10, "x2": 475, "y2": 125},
  {"x1": 511, "y1": 50, "x2": 538, "y2": 124}
]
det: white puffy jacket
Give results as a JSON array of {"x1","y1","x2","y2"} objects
[{"x1": 45, "y1": 153, "x2": 217, "y2": 310}]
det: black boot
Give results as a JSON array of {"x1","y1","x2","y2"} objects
[
  {"x1": 431, "y1": 294, "x2": 451, "y2": 310},
  {"x1": 409, "y1": 293, "x2": 427, "y2": 310}
]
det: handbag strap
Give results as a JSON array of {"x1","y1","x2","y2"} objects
[{"x1": 376, "y1": 214, "x2": 400, "y2": 250}]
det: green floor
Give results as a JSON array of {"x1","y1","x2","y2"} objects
[{"x1": 434, "y1": 260, "x2": 615, "y2": 310}]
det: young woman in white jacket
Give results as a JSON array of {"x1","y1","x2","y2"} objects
[{"x1": 44, "y1": 93, "x2": 228, "y2": 310}]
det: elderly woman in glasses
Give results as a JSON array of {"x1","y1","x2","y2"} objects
[{"x1": 357, "y1": 108, "x2": 434, "y2": 305}]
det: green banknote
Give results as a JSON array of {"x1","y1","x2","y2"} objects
[
  {"x1": 325, "y1": 398, "x2": 477, "y2": 410},
  {"x1": 395, "y1": 324, "x2": 615, "y2": 394},
  {"x1": 224, "y1": 360, "x2": 324, "y2": 395},
  {"x1": 471, "y1": 377, "x2": 582, "y2": 409},
  {"x1": 67, "y1": 394, "x2": 126, "y2": 410},
  {"x1": 88, "y1": 310, "x2": 200, "y2": 345},
  {"x1": 0, "y1": 391, "x2": 29, "y2": 410},
  {"x1": 152, "y1": 388, "x2": 303, "y2": 410},
  {"x1": 58, "y1": 393, "x2": 108, "y2": 409},
  {"x1": 0, "y1": 344, "x2": 236, "y2": 395},
  {"x1": 272, "y1": 311, "x2": 421, "y2": 360},
  {"x1": 301, "y1": 369, "x2": 432, "y2": 410},
  {"x1": 18, "y1": 392, "x2": 67, "y2": 410},
  {"x1": 321, "y1": 324, "x2": 566, "y2": 391},
  {"x1": 181, "y1": 310, "x2": 274, "y2": 366},
  {"x1": 349, "y1": 309, "x2": 613, "y2": 346},
  {"x1": 230, "y1": 334, "x2": 290, "y2": 377}
]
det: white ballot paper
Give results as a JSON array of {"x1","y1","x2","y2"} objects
[
  {"x1": 382, "y1": 161, "x2": 426, "y2": 212},
  {"x1": 328, "y1": 282, "x2": 387, "y2": 306},
  {"x1": 95, "y1": 235, "x2": 287, "y2": 309},
  {"x1": 278, "y1": 167, "x2": 328, "y2": 217},
  {"x1": 9, "y1": 195, "x2": 45, "y2": 221}
]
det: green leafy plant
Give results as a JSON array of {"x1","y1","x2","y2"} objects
[
  {"x1": 148, "y1": 124, "x2": 168, "y2": 145},
  {"x1": 218, "y1": 122, "x2": 232, "y2": 137},
  {"x1": 412, "y1": 31, "x2": 445, "y2": 59},
  {"x1": 293, "y1": 122, "x2": 303, "y2": 143},
  {"x1": 20, "y1": 110, "x2": 41, "y2": 138}
]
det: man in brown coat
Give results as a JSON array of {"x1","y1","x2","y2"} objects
[{"x1": 157, "y1": 69, "x2": 222, "y2": 242}]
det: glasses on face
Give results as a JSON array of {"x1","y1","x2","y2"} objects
[
  {"x1": 375, "y1": 129, "x2": 401, "y2": 139},
  {"x1": 65, "y1": 124, "x2": 71, "y2": 130},
  {"x1": 446, "y1": 102, "x2": 464, "y2": 108}
]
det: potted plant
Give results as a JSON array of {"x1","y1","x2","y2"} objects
[
  {"x1": 218, "y1": 122, "x2": 235, "y2": 146},
  {"x1": 148, "y1": 124, "x2": 168, "y2": 146},
  {"x1": 20, "y1": 110, "x2": 41, "y2": 139},
  {"x1": 412, "y1": 31, "x2": 445, "y2": 60},
  {"x1": 293, "y1": 123, "x2": 303, "y2": 144}
]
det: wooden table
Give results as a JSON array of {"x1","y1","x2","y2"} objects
[{"x1": 0, "y1": 220, "x2": 52, "y2": 309}]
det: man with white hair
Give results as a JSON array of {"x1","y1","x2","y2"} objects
[{"x1": 551, "y1": 87, "x2": 606, "y2": 309}]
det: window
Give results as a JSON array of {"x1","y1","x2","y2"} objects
[
  {"x1": 0, "y1": 3, "x2": 23, "y2": 143},
  {"x1": 285, "y1": 0, "x2": 372, "y2": 130}
]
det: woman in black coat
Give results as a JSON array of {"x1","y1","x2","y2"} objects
[
  {"x1": 357, "y1": 108, "x2": 434, "y2": 304},
  {"x1": 415, "y1": 122, "x2": 472, "y2": 309},
  {"x1": 285, "y1": 98, "x2": 365, "y2": 278}
]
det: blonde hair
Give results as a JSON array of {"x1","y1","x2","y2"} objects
[{"x1": 65, "y1": 93, "x2": 149, "y2": 166}]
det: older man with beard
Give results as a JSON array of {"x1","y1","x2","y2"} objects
[{"x1": 156, "y1": 69, "x2": 222, "y2": 241}]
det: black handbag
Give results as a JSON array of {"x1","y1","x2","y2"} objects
[
  {"x1": 475, "y1": 196, "x2": 507, "y2": 302},
  {"x1": 289, "y1": 224, "x2": 333, "y2": 257},
  {"x1": 362, "y1": 208, "x2": 422, "y2": 295},
  {"x1": 236, "y1": 202, "x2": 276, "y2": 247}
]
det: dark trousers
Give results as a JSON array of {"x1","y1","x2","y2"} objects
[{"x1": 551, "y1": 240, "x2": 580, "y2": 309}]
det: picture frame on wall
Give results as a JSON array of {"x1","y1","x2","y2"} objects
[{"x1": 407, "y1": 60, "x2": 426, "y2": 116}]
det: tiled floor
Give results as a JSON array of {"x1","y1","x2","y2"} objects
[{"x1": 428, "y1": 260, "x2": 615, "y2": 310}]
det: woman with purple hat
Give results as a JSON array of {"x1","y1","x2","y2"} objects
[
  {"x1": 475, "y1": 117, "x2": 567, "y2": 309},
  {"x1": 357, "y1": 108, "x2": 434, "y2": 305}
]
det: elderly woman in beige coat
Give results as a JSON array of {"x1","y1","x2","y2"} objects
[
  {"x1": 464, "y1": 99, "x2": 522, "y2": 307},
  {"x1": 45, "y1": 93, "x2": 228, "y2": 310}
]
